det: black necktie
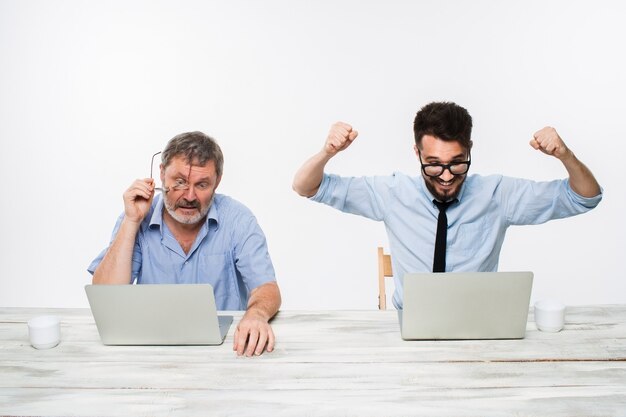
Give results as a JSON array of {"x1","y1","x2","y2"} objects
[{"x1": 433, "y1": 199, "x2": 456, "y2": 273}]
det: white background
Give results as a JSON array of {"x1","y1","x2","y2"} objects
[{"x1": 1, "y1": 0, "x2": 624, "y2": 309}]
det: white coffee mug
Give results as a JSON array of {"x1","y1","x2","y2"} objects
[
  {"x1": 534, "y1": 300, "x2": 565, "y2": 332},
  {"x1": 28, "y1": 315, "x2": 61, "y2": 349}
]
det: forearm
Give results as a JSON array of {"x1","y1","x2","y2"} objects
[
  {"x1": 292, "y1": 151, "x2": 333, "y2": 197},
  {"x1": 560, "y1": 150, "x2": 601, "y2": 198},
  {"x1": 245, "y1": 282, "x2": 281, "y2": 321},
  {"x1": 92, "y1": 218, "x2": 140, "y2": 284}
]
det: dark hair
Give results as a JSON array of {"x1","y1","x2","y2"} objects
[
  {"x1": 161, "y1": 131, "x2": 224, "y2": 177},
  {"x1": 413, "y1": 102, "x2": 473, "y2": 150}
]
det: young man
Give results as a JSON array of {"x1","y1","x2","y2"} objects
[
  {"x1": 90, "y1": 131, "x2": 281, "y2": 356},
  {"x1": 292, "y1": 102, "x2": 602, "y2": 309}
]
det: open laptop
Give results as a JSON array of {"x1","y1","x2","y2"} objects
[
  {"x1": 85, "y1": 284, "x2": 233, "y2": 345},
  {"x1": 399, "y1": 272, "x2": 533, "y2": 340}
]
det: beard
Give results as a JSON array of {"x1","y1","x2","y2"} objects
[
  {"x1": 423, "y1": 174, "x2": 466, "y2": 202},
  {"x1": 164, "y1": 195, "x2": 212, "y2": 225}
]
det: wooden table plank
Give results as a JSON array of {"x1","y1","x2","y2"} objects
[
  {"x1": 2, "y1": 360, "x2": 626, "y2": 390},
  {"x1": 1, "y1": 385, "x2": 625, "y2": 417}
]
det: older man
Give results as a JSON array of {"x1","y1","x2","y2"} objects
[{"x1": 90, "y1": 131, "x2": 281, "y2": 356}]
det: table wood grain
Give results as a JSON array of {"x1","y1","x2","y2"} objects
[{"x1": 1, "y1": 306, "x2": 625, "y2": 416}]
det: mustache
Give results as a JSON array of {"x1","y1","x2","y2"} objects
[{"x1": 175, "y1": 199, "x2": 200, "y2": 210}]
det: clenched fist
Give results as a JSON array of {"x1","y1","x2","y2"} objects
[
  {"x1": 324, "y1": 122, "x2": 359, "y2": 156},
  {"x1": 529, "y1": 127, "x2": 572, "y2": 160}
]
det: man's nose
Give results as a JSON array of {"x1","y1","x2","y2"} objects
[
  {"x1": 440, "y1": 169, "x2": 454, "y2": 182},
  {"x1": 182, "y1": 185, "x2": 197, "y2": 200}
]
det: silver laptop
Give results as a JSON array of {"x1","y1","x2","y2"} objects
[
  {"x1": 400, "y1": 272, "x2": 533, "y2": 340},
  {"x1": 85, "y1": 284, "x2": 233, "y2": 345}
]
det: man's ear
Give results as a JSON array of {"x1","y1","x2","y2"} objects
[
  {"x1": 160, "y1": 164, "x2": 165, "y2": 182},
  {"x1": 215, "y1": 175, "x2": 222, "y2": 190}
]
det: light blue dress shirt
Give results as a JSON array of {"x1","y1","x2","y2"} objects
[
  {"x1": 311, "y1": 172, "x2": 602, "y2": 309},
  {"x1": 88, "y1": 194, "x2": 276, "y2": 310}
]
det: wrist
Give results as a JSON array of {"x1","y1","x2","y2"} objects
[
  {"x1": 121, "y1": 216, "x2": 143, "y2": 231},
  {"x1": 320, "y1": 147, "x2": 337, "y2": 160},
  {"x1": 244, "y1": 306, "x2": 270, "y2": 322},
  {"x1": 559, "y1": 148, "x2": 576, "y2": 164}
]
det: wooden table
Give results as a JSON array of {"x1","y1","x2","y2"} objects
[{"x1": 1, "y1": 306, "x2": 625, "y2": 416}]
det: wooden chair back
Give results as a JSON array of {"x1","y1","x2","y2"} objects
[{"x1": 377, "y1": 247, "x2": 393, "y2": 310}]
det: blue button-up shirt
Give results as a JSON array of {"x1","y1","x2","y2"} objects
[
  {"x1": 88, "y1": 194, "x2": 276, "y2": 310},
  {"x1": 311, "y1": 172, "x2": 602, "y2": 309}
]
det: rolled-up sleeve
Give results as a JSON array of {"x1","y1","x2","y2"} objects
[
  {"x1": 232, "y1": 212, "x2": 276, "y2": 292},
  {"x1": 502, "y1": 177, "x2": 603, "y2": 226},
  {"x1": 310, "y1": 173, "x2": 389, "y2": 221}
]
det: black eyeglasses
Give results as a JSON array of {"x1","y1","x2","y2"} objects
[{"x1": 418, "y1": 151, "x2": 471, "y2": 178}]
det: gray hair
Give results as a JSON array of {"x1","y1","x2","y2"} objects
[{"x1": 161, "y1": 131, "x2": 224, "y2": 177}]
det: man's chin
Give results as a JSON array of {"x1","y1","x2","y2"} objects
[
  {"x1": 174, "y1": 215, "x2": 204, "y2": 225},
  {"x1": 166, "y1": 207, "x2": 206, "y2": 225},
  {"x1": 426, "y1": 178, "x2": 464, "y2": 202},
  {"x1": 437, "y1": 187, "x2": 459, "y2": 201},
  {"x1": 178, "y1": 207, "x2": 199, "y2": 216}
]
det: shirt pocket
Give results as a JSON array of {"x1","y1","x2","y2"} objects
[
  {"x1": 453, "y1": 218, "x2": 492, "y2": 255},
  {"x1": 199, "y1": 252, "x2": 236, "y2": 300}
]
